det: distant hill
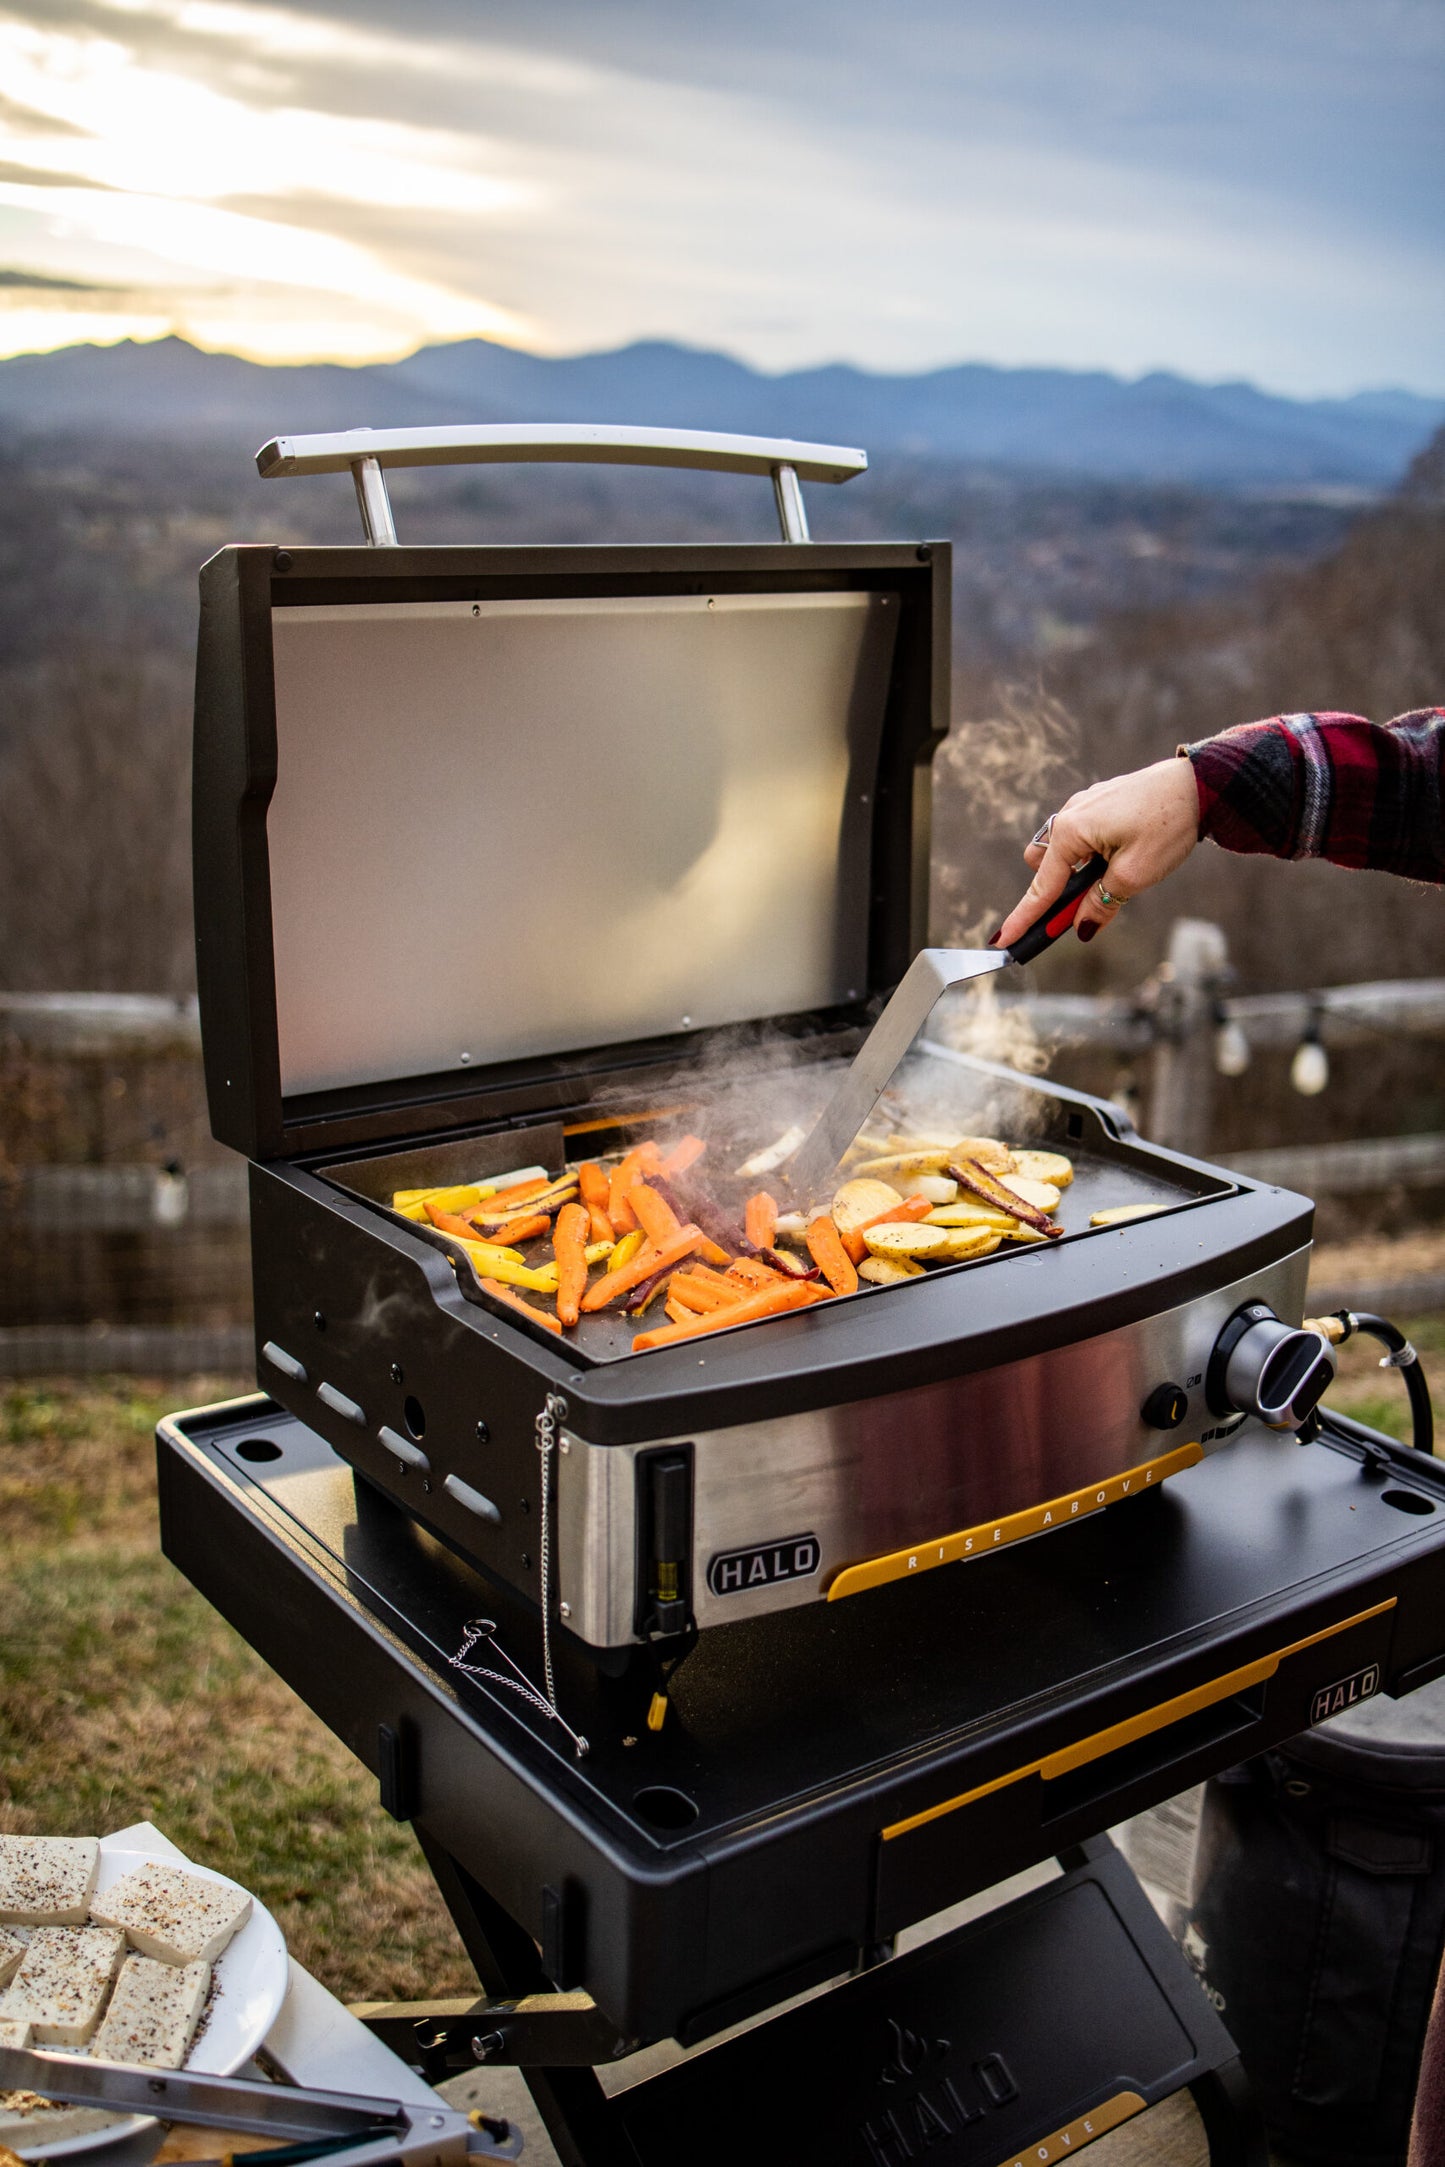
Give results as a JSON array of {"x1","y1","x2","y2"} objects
[{"x1": 1, "y1": 333, "x2": 1440, "y2": 491}]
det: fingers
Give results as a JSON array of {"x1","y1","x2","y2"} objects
[
  {"x1": 993, "y1": 816, "x2": 1095, "y2": 949},
  {"x1": 996, "y1": 759, "x2": 1202, "y2": 950}
]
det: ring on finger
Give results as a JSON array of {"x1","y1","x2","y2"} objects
[
  {"x1": 1096, "y1": 883, "x2": 1127, "y2": 909},
  {"x1": 1031, "y1": 814, "x2": 1056, "y2": 847}
]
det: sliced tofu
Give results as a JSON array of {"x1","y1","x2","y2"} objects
[
  {"x1": 0, "y1": 1837, "x2": 100, "y2": 1926},
  {"x1": 90, "y1": 1956, "x2": 209, "y2": 2070},
  {"x1": 1, "y1": 1925, "x2": 125, "y2": 2046},
  {"x1": 92, "y1": 1863, "x2": 250, "y2": 1966},
  {"x1": 0, "y1": 2017, "x2": 30, "y2": 2048},
  {"x1": 0, "y1": 1930, "x2": 26, "y2": 1991},
  {"x1": 0, "y1": 2090, "x2": 122, "y2": 2146}
]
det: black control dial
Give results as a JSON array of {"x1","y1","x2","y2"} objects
[
  {"x1": 1206, "y1": 1302, "x2": 1335, "y2": 1431},
  {"x1": 1141, "y1": 1383, "x2": 1189, "y2": 1431}
]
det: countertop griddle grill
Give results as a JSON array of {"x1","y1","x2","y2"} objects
[
  {"x1": 173, "y1": 429, "x2": 1445, "y2": 2163},
  {"x1": 193, "y1": 423, "x2": 1334, "y2": 1673}
]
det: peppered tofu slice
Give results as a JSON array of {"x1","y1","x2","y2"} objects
[
  {"x1": 90, "y1": 1957, "x2": 209, "y2": 2070},
  {"x1": 0, "y1": 2094, "x2": 121, "y2": 2145},
  {"x1": 91, "y1": 1863, "x2": 250, "y2": 1966},
  {"x1": 0, "y1": 1838, "x2": 101, "y2": 1926},
  {"x1": 0, "y1": 1926, "x2": 126, "y2": 2046},
  {"x1": 0, "y1": 1931, "x2": 26, "y2": 1991},
  {"x1": 0, "y1": 2016, "x2": 30, "y2": 2047}
]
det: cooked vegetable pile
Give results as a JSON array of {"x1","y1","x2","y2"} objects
[{"x1": 388, "y1": 1124, "x2": 1161, "y2": 1355}]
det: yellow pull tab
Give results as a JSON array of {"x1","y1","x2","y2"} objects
[{"x1": 647, "y1": 1691, "x2": 669, "y2": 1733}]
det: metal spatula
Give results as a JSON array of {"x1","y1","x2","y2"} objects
[{"x1": 786, "y1": 854, "x2": 1108, "y2": 1196}]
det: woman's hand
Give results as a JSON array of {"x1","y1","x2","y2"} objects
[{"x1": 993, "y1": 757, "x2": 1202, "y2": 948}]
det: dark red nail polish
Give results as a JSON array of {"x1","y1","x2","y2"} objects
[
  {"x1": 1077, "y1": 921, "x2": 1097, "y2": 944},
  {"x1": 987, "y1": 924, "x2": 1004, "y2": 947}
]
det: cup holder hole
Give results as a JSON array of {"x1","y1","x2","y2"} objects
[
  {"x1": 633, "y1": 1785, "x2": 699, "y2": 1830},
  {"x1": 1381, "y1": 1488, "x2": 1435, "y2": 1517},
  {"x1": 403, "y1": 1396, "x2": 427, "y2": 1441},
  {"x1": 235, "y1": 1436, "x2": 283, "y2": 1463}
]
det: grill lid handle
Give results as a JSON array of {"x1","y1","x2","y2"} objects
[{"x1": 255, "y1": 423, "x2": 868, "y2": 547}]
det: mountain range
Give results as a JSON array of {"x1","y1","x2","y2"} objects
[{"x1": 1, "y1": 334, "x2": 1440, "y2": 491}]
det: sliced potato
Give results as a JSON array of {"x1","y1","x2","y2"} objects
[
  {"x1": 773, "y1": 1210, "x2": 810, "y2": 1240},
  {"x1": 926, "y1": 1202, "x2": 1019, "y2": 1231},
  {"x1": 903, "y1": 1173, "x2": 958, "y2": 1204},
  {"x1": 859, "y1": 1254, "x2": 925, "y2": 1284},
  {"x1": 1090, "y1": 1203, "x2": 1167, "y2": 1227},
  {"x1": 951, "y1": 1136, "x2": 1017, "y2": 1175},
  {"x1": 831, "y1": 1177, "x2": 905, "y2": 1233},
  {"x1": 862, "y1": 1221, "x2": 956, "y2": 1259},
  {"x1": 936, "y1": 1227, "x2": 1003, "y2": 1261},
  {"x1": 853, "y1": 1149, "x2": 953, "y2": 1178},
  {"x1": 1000, "y1": 1175, "x2": 1061, "y2": 1214},
  {"x1": 1010, "y1": 1149, "x2": 1074, "y2": 1190}
]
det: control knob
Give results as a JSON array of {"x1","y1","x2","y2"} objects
[{"x1": 1206, "y1": 1301, "x2": 1335, "y2": 1431}]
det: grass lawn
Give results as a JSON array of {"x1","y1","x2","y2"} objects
[
  {"x1": 1320, "y1": 1310, "x2": 1445, "y2": 1444},
  {"x1": 0, "y1": 1379, "x2": 476, "y2": 2003}
]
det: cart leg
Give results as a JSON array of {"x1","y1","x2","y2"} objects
[
  {"x1": 415, "y1": 1828, "x2": 628, "y2": 2167},
  {"x1": 1188, "y1": 2058, "x2": 1269, "y2": 2166}
]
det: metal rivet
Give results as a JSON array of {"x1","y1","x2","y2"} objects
[
  {"x1": 520, "y1": 1497, "x2": 530, "y2": 1515},
  {"x1": 471, "y1": 604, "x2": 480, "y2": 617},
  {"x1": 681, "y1": 1015, "x2": 692, "y2": 1029},
  {"x1": 390, "y1": 1363, "x2": 403, "y2": 1385},
  {"x1": 273, "y1": 549, "x2": 293, "y2": 572},
  {"x1": 476, "y1": 1419, "x2": 490, "y2": 1444},
  {"x1": 459, "y1": 1052, "x2": 471, "y2": 1065},
  {"x1": 559, "y1": 1602, "x2": 571, "y2": 1619},
  {"x1": 520, "y1": 1553, "x2": 532, "y2": 1571},
  {"x1": 314, "y1": 1311, "x2": 325, "y2": 1331},
  {"x1": 558, "y1": 1439, "x2": 570, "y2": 1455}
]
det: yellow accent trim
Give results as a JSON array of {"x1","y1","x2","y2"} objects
[
  {"x1": 994, "y1": 2090, "x2": 1146, "y2": 2164},
  {"x1": 881, "y1": 1596, "x2": 1397, "y2": 1842},
  {"x1": 562, "y1": 1105, "x2": 694, "y2": 1137},
  {"x1": 826, "y1": 1441, "x2": 1206, "y2": 1601}
]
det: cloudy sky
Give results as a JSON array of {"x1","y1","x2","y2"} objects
[{"x1": 0, "y1": 0, "x2": 1441, "y2": 394}]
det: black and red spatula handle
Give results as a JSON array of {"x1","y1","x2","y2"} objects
[{"x1": 1005, "y1": 853, "x2": 1110, "y2": 965}]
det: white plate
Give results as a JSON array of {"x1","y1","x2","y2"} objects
[{"x1": 12, "y1": 1837, "x2": 289, "y2": 2159}]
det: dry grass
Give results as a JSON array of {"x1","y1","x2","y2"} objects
[{"x1": 0, "y1": 1378, "x2": 476, "y2": 2002}]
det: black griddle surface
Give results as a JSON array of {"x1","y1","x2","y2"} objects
[{"x1": 174, "y1": 1395, "x2": 1445, "y2": 1851}]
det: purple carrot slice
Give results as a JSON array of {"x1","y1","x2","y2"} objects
[{"x1": 946, "y1": 1158, "x2": 1062, "y2": 1238}]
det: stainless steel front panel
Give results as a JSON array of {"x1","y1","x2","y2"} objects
[
  {"x1": 267, "y1": 591, "x2": 896, "y2": 1098},
  {"x1": 556, "y1": 1246, "x2": 1310, "y2": 1646}
]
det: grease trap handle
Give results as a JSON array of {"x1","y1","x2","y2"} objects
[{"x1": 255, "y1": 423, "x2": 868, "y2": 546}]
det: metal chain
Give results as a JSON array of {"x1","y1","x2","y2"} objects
[{"x1": 448, "y1": 1617, "x2": 589, "y2": 1759}]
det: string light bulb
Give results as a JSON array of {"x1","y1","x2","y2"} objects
[
  {"x1": 1213, "y1": 1002, "x2": 1251, "y2": 1077},
  {"x1": 1290, "y1": 1008, "x2": 1329, "y2": 1096}
]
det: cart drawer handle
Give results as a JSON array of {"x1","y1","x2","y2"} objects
[{"x1": 255, "y1": 424, "x2": 867, "y2": 547}]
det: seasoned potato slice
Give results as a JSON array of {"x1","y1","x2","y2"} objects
[
  {"x1": 926, "y1": 1202, "x2": 1019, "y2": 1231},
  {"x1": 1010, "y1": 1149, "x2": 1074, "y2": 1189},
  {"x1": 936, "y1": 1228, "x2": 1003, "y2": 1261},
  {"x1": 1090, "y1": 1203, "x2": 1167, "y2": 1226},
  {"x1": 858, "y1": 1255, "x2": 925, "y2": 1284},
  {"x1": 903, "y1": 1173, "x2": 957, "y2": 1204},
  {"x1": 862, "y1": 1222, "x2": 955, "y2": 1259},
  {"x1": 831, "y1": 1178, "x2": 905, "y2": 1233},
  {"x1": 1000, "y1": 1175, "x2": 1061, "y2": 1213},
  {"x1": 951, "y1": 1136, "x2": 1017, "y2": 1174},
  {"x1": 853, "y1": 1149, "x2": 953, "y2": 1178}
]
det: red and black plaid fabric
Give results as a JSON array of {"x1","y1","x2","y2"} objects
[{"x1": 1183, "y1": 709, "x2": 1445, "y2": 882}]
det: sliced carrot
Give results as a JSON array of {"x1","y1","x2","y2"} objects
[
  {"x1": 480, "y1": 1211, "x2": 551, "y2": 1245},
  {"x1": 636, "y1": 1140, "x2": 664, "y2": 1173},
  {"x1": 807, "y1": 1215, "x2": 859, "y2": 1296},
  {"x1": 670, "y1": 1271, "x2": 741, "y2": 1312},
  {"x1": 553, "y1": 1201, "x2": 591, "y2": 1329},
  {"x1": 426, "y1": 1203, "x2": 479, "y2": 1236},
  {"x1": 840, "y1": 1193, "x2": 935, "y2": 1264},
  {"x1": 744, "y1": 1191, "x2": 779, "y2": 1251},
  {"x1": 484, "y1": 1281, "x2": 564, "y2": 1335},
  {"x1": 630, "y1": 1181, "x2": 683, "y2": 1246},
  {"x1": 664, "y1": 1295, "x2": 694, "y2": 1327},
  {"x1": 633, "y1": 1279, "x2": 829, "y2": 1353},
  {"x1": 694, "y1": 1234, "x2": 732, "y2": 1269},
  {"x1": 582, "y1": 1225, "x2": 704, "y2": 1311},
  {"x1": 608, "y1": 1149, "x2": 647, "y2": 1235},
  {"x1": 578, "y1": 1162, "x2": 614, "y2": 1244},
  {"x1": 660, "y1": 1134, "x2": 706, "y2": 1177},
  {"x1": 726, "y1": 1255, "x2": 788, "y2": 1290},
  {"x1": 477, "y1": 1175, "x2": 549, "y2": 1212}
]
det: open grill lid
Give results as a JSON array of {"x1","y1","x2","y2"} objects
[{"x1": 192, "y1": 427, "x2": 951, "y2": 1162}]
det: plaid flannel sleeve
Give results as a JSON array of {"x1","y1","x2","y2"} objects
[{"x1": 1181, "y1": 709, "x2": 1445, "y2": 882}]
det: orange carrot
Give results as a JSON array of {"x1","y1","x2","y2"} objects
[
  {"x1": 477, "y1": 1175, "x2": 549, "y2": 1212},
  {"x1": 744, "y1": 1191, "x2": 779, "y2": 1251},
  {"x1": 481, "y1": 1211, "x2": 551, "y2": 1245},
  {"x1": 664, "y1": 1295, "x2": 694, "y2": 1327},
  {"x1": 636, "y1": 1140, "x2": 664, "y2": 1173},
  {"x1": 840, "y1": 1193, "x2": 934, "y2": 1265},
  {"x1": 426, "y1": 1203, "x2": 479, "y2": 1236},
  {"x1": 694, "y1": 1234, "x2": 732, "y2": 1269},
  {"x1": 578, "y1": 1162, "x2": 614, "y2": 1244},
  {"x1": 582, "y1": 1224, "x2": 704, "y2": 1311},
  {"x1": 630, "y1": 1181, "x2": 682, "y2": 1246},
  {"x1": 660, "y1": 1134, "x2": 706, "y2": 1177},
  {"x1": 807, "y1": 1215, "x2": 859, "y2": 1296},
  {"x1": 726, "y1": 1256, "x2": 788, "y2": 1290},
  {"x1": 553, "y1": 1201, "x2": 591, "y2": 1329},
  {"x1": 633, "y1": 1279, "x2": 829, "y2": 1353},
  {"x1": 608, "y1": 1150, "x2": 647, "y2": 1235},
  {"x1": 485, "y1": 1281, "x2": 564, "y2": 1335},
  {"x1": 669, "y1": 1271, "x2": 741, "y2": 1312}
]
